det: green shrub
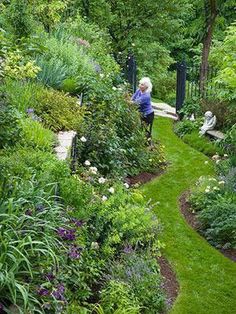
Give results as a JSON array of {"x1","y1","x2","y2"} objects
[
  {"x1": 78, "y1": 100, "x2": 165, "y2": 177},
  {"x1": 182, "y1": 131, "x2": 223, "y2": 157},
  {"x1": 0, "y1": 93, "x2": 22, "y2": 148},
  {"x1": 0, "y1": 147, "x2": 70, "y2": 185},
  {"x1": 20, "y1": 118, "x2": 56, "y2": 151},
  {"x1": 198, "y1": 202, "x2": 236, "y2": 248},
  {"x1": 106, "y1": 252, "x2": 166, "y2": 314},
  {"x1": 174, "y1": 119, "x2": 200, "y2": 138},
  {"x1": 179, "y1": 97, "x2": 203, "y2": 118},
  {"x1": 59, "y1": 176, "x2": 94, "y2": 219},
  {"x1": 220, "y1": 124, "x2": 236, "y2": 156},
  {"x1": 1, "y1": 79, "x2": 43, "y2": 113},
  {"x1": 36, "y1": 56, "x2": 69, "y2": 89},
  {"x1": 189, "y1": 175, "x2": 236, "y2": 248},
  {"x1": 34, "y1": 88, "x2": 84, "y2": 132},
  {"x1": 100, "y1": 280, "x2": 140, "y2": 314},
  {"x1": 61, "y1": 78, "x2": 79, "y2": 95}
]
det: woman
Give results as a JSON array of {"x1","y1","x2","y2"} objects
[{"x1": 131, "y1": 77, "x2": 154, "y2": 140}]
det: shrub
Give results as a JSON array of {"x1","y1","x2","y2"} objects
[
  {"x1": 0, "y1": 147, "x2": 70, "y2": 185},
  {"x1": 100, "y1": 280, "x2": 140, "y2": 314},
  {"x1": 20, "y1": 118, "x2": 56, "y2": 151},
  {"x1": 198, "y1": 202, "x2": 236, "y2": 248},
  {"x1": 174, "y1": 119, "x2": 200, "y2": 138},
  {"x1": 106, "y1": 252, "x2": 166, "y2": 314},
  {"x1": 34, "y1": 88, "x2": 84, "y2": 132},
  {"x1": 182, "y1": 131, "x2": 223, "y2": 157},
  {"x1": 77, "y1": 100, "x2": 165, "y2": 177},
  {"x1": 0, "y1": 93, "x2": 22, "y2": 148},
  {"x1": 1, "y1": 79, "x2": 42, "y2": 113},
  {"x1": 220, "y1": 124, "x2": 236, "y2": 156},
  {"x1": 189, "y1": 175, "x2": 236, "y2": 248},
  {"x1": 179, "y1": 97, "x2": 203, "y2": 118}
]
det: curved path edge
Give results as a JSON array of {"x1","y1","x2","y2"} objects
[{"x1": 141, "y1": 117, "x2": 236, "y2": 314}]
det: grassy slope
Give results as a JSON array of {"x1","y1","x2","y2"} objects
[{"x1": 141, "y1": 117, "x2": 236, "y2": 314}]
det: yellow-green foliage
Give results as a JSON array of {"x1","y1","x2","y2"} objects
[
  {"x1": 3, "y1": 52, "x2": 41, "y2": 79},
  {"x1": 20, "y1": 118, "x2": 56, "y2": 151},
  {"x1": 34, "y1": 88, "x2": 84, "y2": 132}
]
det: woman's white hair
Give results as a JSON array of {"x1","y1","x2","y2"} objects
[{"x1": 139, "y1": 77, "x2": 152, "y2": 93}]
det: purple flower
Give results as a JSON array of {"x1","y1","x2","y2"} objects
[
  {"x1": 26, "y1": 108, "x2": 34, "y2": 114},
  {"x1": 45, "y1": 272, "x2": 55, "y2": 281},
  {"x1": 52, "y1": 284, "x2": 65, "y2": 301},
  {"x1": 68, "y1": 245, "x2": 81, "y2": 260},
  {"x1": 123, "y1": 244, "x2": 133, "y2": 254},
  {"x1": 37, "y1": 287, "x2": 50, "y2": 296},
  {"x1": 70, "y1": 218, "x2": 84, "y2": 228},
  {"x1": 25, "y1": 209, "x2": 33, "y2": 216},
  {"x1": 57, "y1": 228, "x2": 76, "y2": 241}
]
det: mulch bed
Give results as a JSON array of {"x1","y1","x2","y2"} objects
[
  {"x1": 179, "y1": 191, "x2": 236, "y2": 262},
  {"x1": 158, "y1": 256, "x2": 179, "y2": 312},
  {"x1": 126, "y1": 169, "x2": 165, "y2": 186}
]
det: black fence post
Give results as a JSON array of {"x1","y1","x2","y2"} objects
[
  {"x1": 126, "y1": 53, "x2": 137, "y2": 93},
  {"x1": 176, "y1": 61, "x2": 187, "y2": 116}
]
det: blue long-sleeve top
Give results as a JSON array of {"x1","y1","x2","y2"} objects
[{"x1": 131, "y1": 89, "x2": 154, "y2": 116}]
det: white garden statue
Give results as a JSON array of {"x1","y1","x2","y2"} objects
[{"x1": 199, "y1": 111, "x2": 216, "y2": 135}]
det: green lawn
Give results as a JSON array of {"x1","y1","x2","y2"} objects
[{"x1": 141, "y1": 117, "x2": 236, "y2": 314}]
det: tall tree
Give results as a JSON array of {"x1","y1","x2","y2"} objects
[{"x1": 200, "y1": 0, "x2": 217, "y2": 92}]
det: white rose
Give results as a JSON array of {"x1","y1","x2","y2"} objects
[
  {"x1": 80, "y1": 136, "x2": 87, "y2": 142},
  {"x1": 205, "y1": 188, "x2": 210, "y2": 193},
  {"x1": 124, "y1": 183, "x2": 129, "y2": 188},
  {"x1": 108, "y1": 187, "x2": 115, "y2": 194},
  {"x1": 102, "y1": 195, "x2": 108, "y2": 201},
  {"x1": 98, "y1": 177, "x2": 106, "y2": 184},
  {"x1": 89, "y1": 166, "x2": 98, "y2": 174},
  {"x1": 84, "y1": 160, "x2": 91, "y2": 166}
]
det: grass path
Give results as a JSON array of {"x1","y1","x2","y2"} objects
[{"x1": 141, "y1": 117, "x2": 236, "y2": 314}]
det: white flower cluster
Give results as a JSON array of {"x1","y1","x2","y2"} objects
[{"x1": 80, "y1": 136, "x2": 87, "y2": 142}]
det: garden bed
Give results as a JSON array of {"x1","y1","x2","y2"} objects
[
  {"x1": 179, "y1": 192, "x2": 236, "y2": 262},
  {"x1": 157, "y1": 256, "x2": 179, "y2": 313}
]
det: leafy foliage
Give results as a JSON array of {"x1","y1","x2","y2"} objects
[
  {"x1": 182, "y1": 131, "x2": 223, "y2": 157},
  {"x1": 0, "y1": 93, "x2": 22, "y2": 149},
  {"x1": 105, "y1": 252, "x2": 165, "y2": 313}
]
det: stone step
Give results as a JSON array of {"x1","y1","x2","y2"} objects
[
  {"x1": 55, "y1": 131, "x2": 77, "y2": 160},
  {"x1": 154, "y1": 109, "x2": 178, "y2": 121},
  {"x1": 152, "y1": 102, "x2": 176, "y2": 114}
]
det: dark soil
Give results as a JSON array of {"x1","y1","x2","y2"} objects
[
  {"x1": 126, "y1": 169, "x2": 165, "y2": 186},
  {"x1": 179, "y1": 192, "x2": 236, "y2": 262},
  {"x1": 158, "y1": 256, "x2": 179, "y2": 312}
]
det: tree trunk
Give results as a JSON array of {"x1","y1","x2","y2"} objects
[{"x1": 200, "y1": 0, "x2": 217, "y2": 95}]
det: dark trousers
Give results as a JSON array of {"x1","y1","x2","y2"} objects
[{"x1": 141, "y1": 111, "x2": 154, "y2": 139}]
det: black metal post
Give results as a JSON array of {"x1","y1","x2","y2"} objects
[
  {"x1": 176, "y1": 61, "x2": 186, "y2": 115},
  {"x1": 126, "y1": 53, "x2": 137, "y2": 93}
]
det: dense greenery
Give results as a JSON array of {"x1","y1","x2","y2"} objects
[{"x1": 0, "y1": 0, "x2": 235, "y2": 312}]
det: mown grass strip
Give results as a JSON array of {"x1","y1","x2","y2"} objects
[{"x1": 141, "y1": 117, "x2": 236, "y2": 314}]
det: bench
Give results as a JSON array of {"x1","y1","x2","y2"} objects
[{"x1": 206, "y1": 130, "x2": 225, "y2": 140}]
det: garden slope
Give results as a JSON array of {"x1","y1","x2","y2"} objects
[{"x1": 141, "y1": 117, "x2": 236, "y2": 314}]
